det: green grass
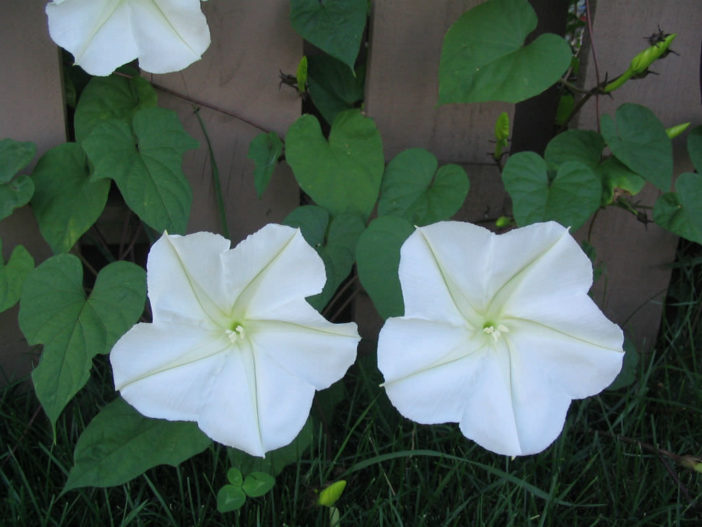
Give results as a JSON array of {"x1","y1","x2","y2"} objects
[{"x1": 2, "y1": 241, "x2": 702, "y2": 526}]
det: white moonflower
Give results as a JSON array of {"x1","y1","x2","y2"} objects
[
  {"x1": 110, "y1": 225, "x2": 360, "y2": 457},
  {"x1": 46, "y1": 0, "x2": 211, "y2": 76},
  {"x1": 377, "y1": 221, "x2": 624, "y2": 456}
]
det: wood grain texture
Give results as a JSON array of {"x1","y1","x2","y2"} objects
[{"x1": 0, "y1": 0, "x2": 64, "y2": 382}]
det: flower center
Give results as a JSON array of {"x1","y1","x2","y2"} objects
[
  {"x1": 225, "y1": 322, "x2": 246, "y2": 344},
  {"x1": 482, "y1": 321, "x2": 509, "y2": 342}
]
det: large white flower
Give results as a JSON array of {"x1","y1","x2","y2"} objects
[
  {"x1": 377, "y1": 221, "x2": 624, "y2": 456},
  {"x1": 46, "y1": 0, "x2": 211, "y2": 76},
  {"x1": 110, "y1": 225, "x2": 360, "y2": 457}
]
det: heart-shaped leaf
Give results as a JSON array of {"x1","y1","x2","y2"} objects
[
  {"x1": 356, "y1": 216, "x2": 415, "y2": 319},
  {"x1": 242, "y1": 472, "x2": 276, "y2": 498},
  {"x1": 0, "y1": 138, "x2": 36, "y2": 183},
  {"x1": 0, "y1": 241, "x2": 34, "y2": 313},
  {"x1": 601, "y1": 103, "x2": 673, "y2": 191},
  {"x1": 248, "y1": 132, "x2": 283, "y2": 198},
  {"x1": 217, "y1": 485, "x2": 247, "y2": 512},
  {"x1": 82, "y1": 107, "x2": 197, "y2": 234},
  {"x1": 308, "y1": 54, "x2": 365, "y2": 125},
  {"x1": 544, "y1": 130, "x2": 604, "y2": 169},
  {"x1": 284, "y1": 206, "x2": 365, "y2": 311},
  {"x1": 653, "y1": 172, "x2": 702, "y2": 244},
  {"x1": 502, "y1": 152, "x2": 601, "y2": 230},
  {"x1": 19, "y1": 256, "x2": 146, "y2": 426},
  {"x1": 30, "y1": 143, "x2": 110, "y2": 253},
  {"x1": 289, "y1": 0, "x2": 368, "y2": 70},
  {"x1": 378, "y1": 148, "x2": 469, "y2": 225},
  {"x1": 75, "y1": 75, "x2": 157, "y2": 143},
  {"x1": 285, "y1": 110, "x2": 384, "y2": 219},
  {"x1": 439, "y1": 0, "x2": 572, "y2": 104},
  {"x1": 64, "y1": 397, "x2": 210, "y2": 491}
]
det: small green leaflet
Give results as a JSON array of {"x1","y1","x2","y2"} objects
[
  {"x1": 600, "y1": 103, "x2": 673, "y2": 191},
  {"x1": 0, "y1": 241, "x2": 34, "y2": 313},
  {"x1": 285, "y1": 110, "x2": 384, "y2": 219},
  {"x1": 0, "y1": 138, "x2": 36, "y2": 221},
  {"x1": 378, "y1": 148, "x2": 469, "y2": 226},
  {"x1": 248, "y1": 132, "x2": 283, "y2": 198},
  {"x1": 356, "y1": 216, "x2": 415, "y2": 319},
  {"x1": 289, "y1": 0, "x2": 368, "y2": 70},
  {"x1": 30, "y1": 143, "x2": 110, "y2": 253},
  {"x1": 82, "y1": 107, "x2": 197, "y2": 234},
  {"x1": 216, "y1": 468, "x2": 275, "y2": 513},
  {"x1": 653, "y1": 173, "x2": 702, "y2": 244},
  {"x1": 439, "y1": 0, "x2": 572, "y2": 104},
  {"x1": 19, "y1": 256, "x2": 146, "y2": 427},
  {"x1": 74, "y1": 74, "x2": 158, "y2": 143},
  {"x1": 502, "y1": 152, "x2": 601, "y2": 230},
  {"x1": 64, "y1": 397, "x2": 210, "y2": 492}
]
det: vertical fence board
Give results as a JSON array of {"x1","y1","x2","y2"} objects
[
  {"x1": 575, "y1": 0, "x2": 702, "y2": 350},
  {"x1": 145, "y1": 0, "x2": 302, "y2": 241},
  {"x1": 0, "y1": 1, "x2": 64, "y2": 381}
]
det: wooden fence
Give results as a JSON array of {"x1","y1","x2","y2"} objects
[{"x1": 2, "y1": 0, "x2": 701, "y2": 381}]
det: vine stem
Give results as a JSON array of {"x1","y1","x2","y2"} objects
[{"x1": 584, "y1": 0, "x2": 602, "y2": 131}]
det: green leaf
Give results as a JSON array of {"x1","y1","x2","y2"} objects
[
  {"x1": 226, "y1": 418, "x2": 313, "y2": 477},
  {"x1": 242, "y1": 472, "x2": 276, "y2": 498},
  {"x1": 555, "y1": 94, "x2": 574, "y2": 127},
  {"x1": 226, "y1": 467, "x2": 244, "y2": 487},
  {"x1": 598, "y1": 157, "x2": 646, "y2": 204},
  {"x1": 82, "y1": 107, "x2": 196, "y2": 234},
  {"x1": 439, "y1": 0, "x2": 572, "y2": 104},
  {"x1": 687, "y1": 125, "x2": 702, "y2": 173},
  {"x1": 0, "y1": 138, "x2": 36, "y2": 183},
  {"x1": 0, "y1": 241, "x2": 34, "y2": 313},
  {"x1": 318, "y1": 480, "x2": 347, "y2": 507},
  {"x1": 356, "y1": 216, "x2": 414, "y2": 319},
  {"x1": 308, "y1": 55, "x2": 365, "y2": 125},
  {"x1": 378, "y1": 148, "x2": 469, "y2": 225},
  {"x1": 284, "y1": 206, "x2": 365, "y2": 311},
  {"x1": 248, "y1": 132, "x2": 283, "y2": 199},
  {"x1": 285, "y1": 110, "x2": 384, "y2": 219},
  {"x1": 544, "y1": 130, "x2": 604, "y2": 170},
  {"x1": 19, "y1": 256, "x2": 146, "y2": 426},
  {"x1": 74, "y1": 74, "x2": 157, "y2": 143},
  {"x1": 217, "y1": 485, "x2": 247, "y2": 513},
  {"x1": 653, "y1": 173, "x2": 702, "y2": 244},
  {"x1": 30, "y1": 143, "x2": 110, "y2": 253},
  {"x1": 0, "y1": 174, "x2": 34, "y2": 223},
  {"x1": 64, "y1": 398, "x2": 211, "y2": 491},
  {"x1": 289, "y1": 0, "x2": 368, "y2": 70},
  {"x1": 284, "y1": 205, "x2": 330, "y2": 249},
  {"x1": 502, "y1": 152, "x2": 601, "y2": 230},
  {"x1": 607, "y1": 338, "x2": 638, "y2": 391},
  {"x1": 0, "y1": 138, "x2": 36, "y2": 221},
  {"x1": 600, "y1": 103, "x2": 673, "y2": 191}
]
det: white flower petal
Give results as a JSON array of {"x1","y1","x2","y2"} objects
[
  {"x1": 378, "y1": 318, "x2": 489, "y2": 424},
  {"x1": 111, "y1": 322, "x2": 231, "y2": 422},
  {"x1": 225, "y1": 225, "x2": 327, "y2": 319},
  {"x1": 45, "y1": 0, "x2": 210, "y2": 76},
  {"x1": 47, "y1": 0, "x2": 138, "y2": 77},
  {"x1": 458, "y1": 339, "x2": 572, "y2": 456},
  {"x1": 129, "y1": 0, "x2": 210, "y2": 74},
  {"x1": 147, "y1": 232, "x2": 231, "y2": 327},
  {"x1": 248, "y1": 302, "x2": 359, "y2": 389},
  {"x1": 488, "y1": 221, "x2": 593, "y2": 314}
]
